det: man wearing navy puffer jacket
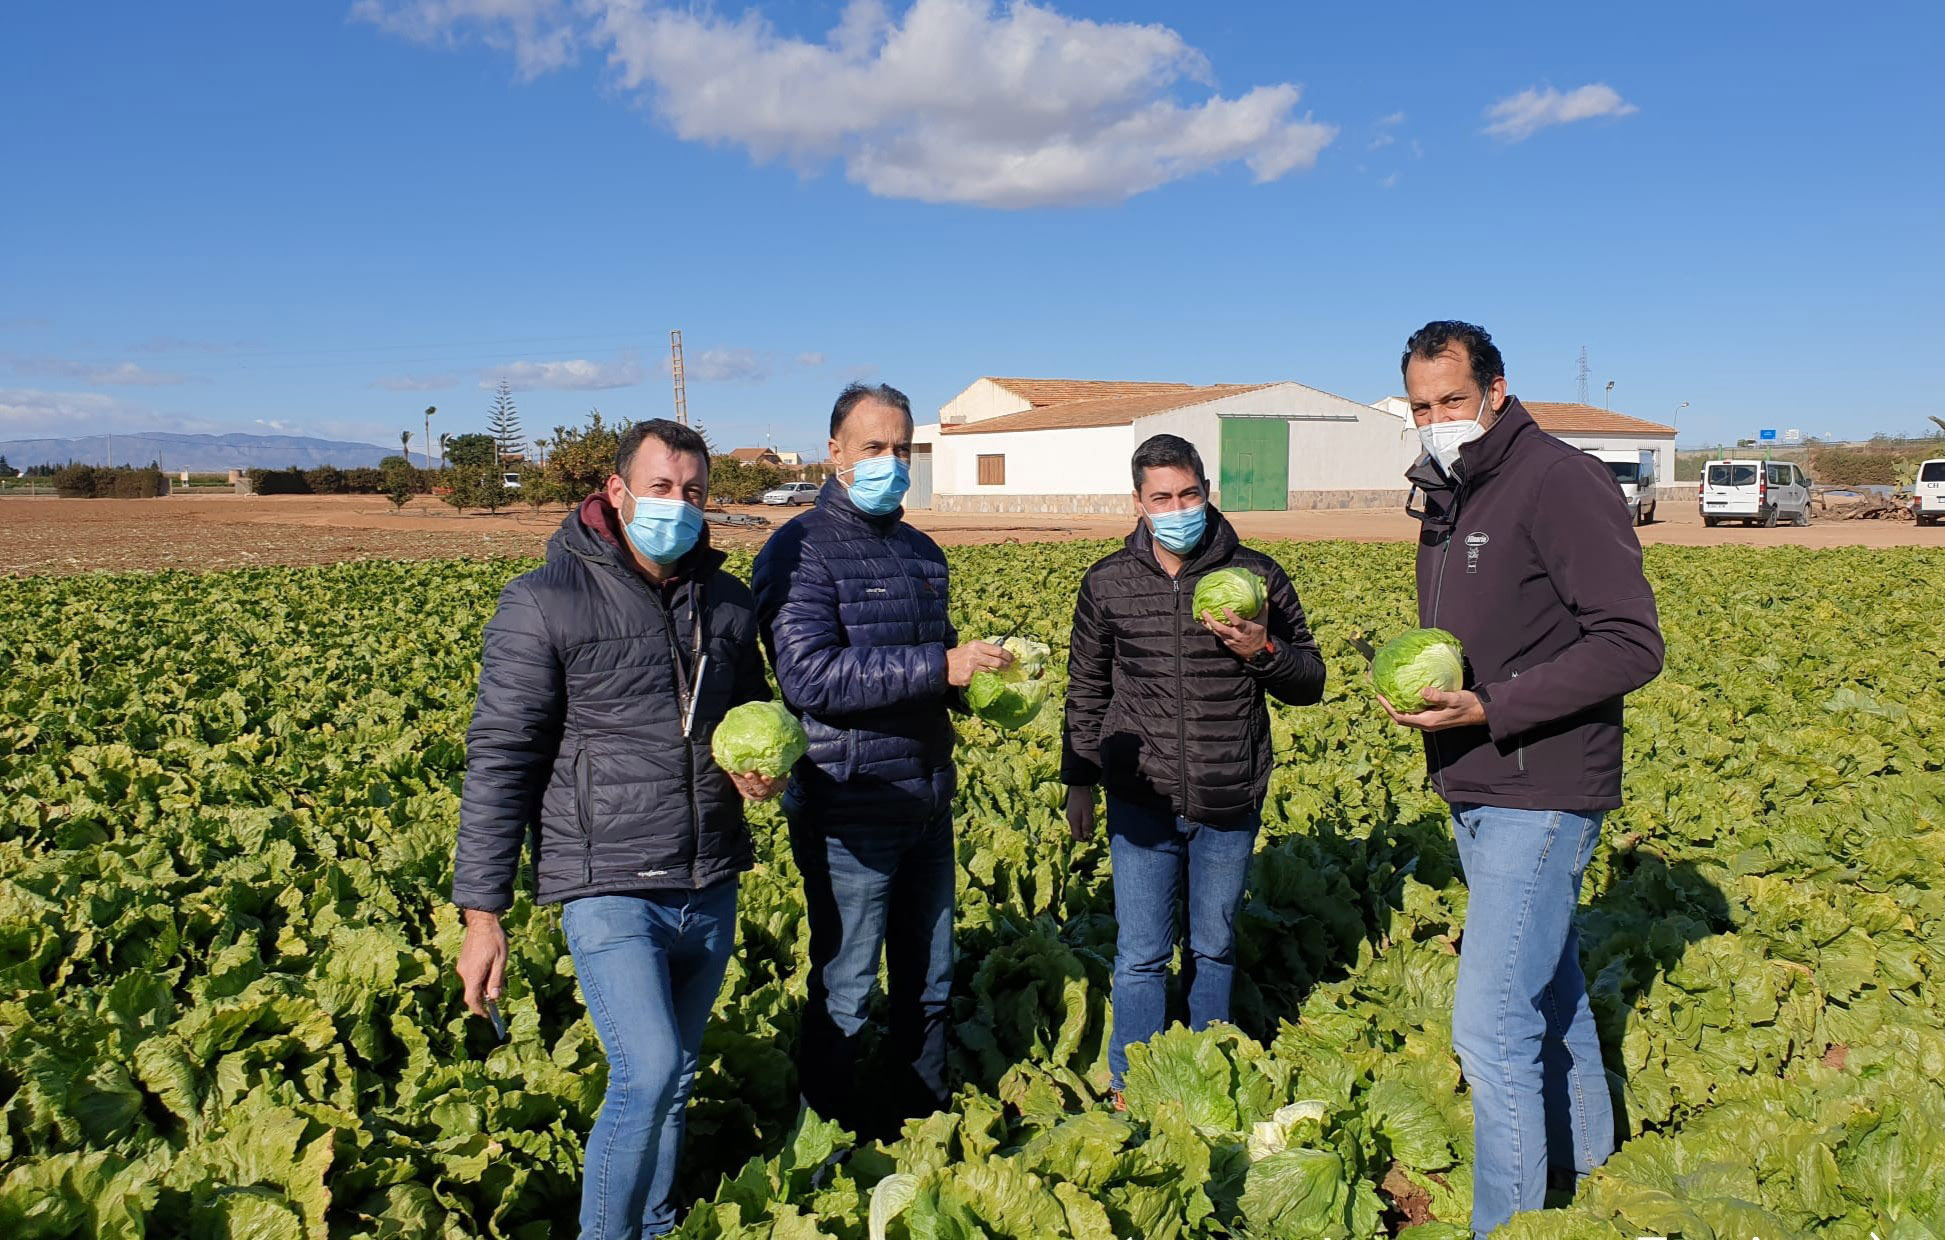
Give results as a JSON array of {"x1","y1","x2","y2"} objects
[{"x1": 752, "y1": 383, "x2": 1011, "y2": 1139}]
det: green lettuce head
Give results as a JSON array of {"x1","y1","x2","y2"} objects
[
  {"x1": 1372, "y1": 627, "x2": 1465, "y2": 708},
  {"x1": 710, "y1": 700, "x2": 809, "y2": 777},
  {"x1": 967, "y1": 636, "x2": 1053, "y2": 730},
  {"x1": 1193, "y1": 567, "x2": 1268, "y2": 623}
]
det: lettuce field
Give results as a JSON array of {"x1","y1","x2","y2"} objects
[{"x1": 3, "y1": 541, "x2": 1943, "y2": 1239}]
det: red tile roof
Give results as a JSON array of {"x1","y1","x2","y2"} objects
[
  {"x1": 987, "y1": 378, "x2": 1204, "y2": 407},
  {"x1": 1524, "y1": 402, "x2": 1675, "y2": 436},
  {"x1": 942, "y1": 384, "x2": 1274, "y2": 435}
]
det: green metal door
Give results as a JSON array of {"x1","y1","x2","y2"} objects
[{"x1": 1219, "y1": 418, "x2": 1289, "y2": 511}]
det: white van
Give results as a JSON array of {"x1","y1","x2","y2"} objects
[
  {"x1": 1915, "y1": 459, "x2": 1945, "y2": 526},
  {"x1": 1585, "y1": 449, "x2": 1658, "y2": 525},
  {"x1": 1698, "y1": 459, "x2": 1813, "y2": 527}
]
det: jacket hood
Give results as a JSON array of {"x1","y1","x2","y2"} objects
[{"x1": 549, "y1": 492, "x2": 721, "y2": 584}]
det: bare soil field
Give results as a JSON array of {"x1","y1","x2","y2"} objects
[{"x1": 1, "y1": 493, "x2": 1935, "y2": 576}]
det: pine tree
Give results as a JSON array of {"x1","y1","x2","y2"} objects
[{"x1": 486, "y1": 380, "x2": 524, "y2": 467}]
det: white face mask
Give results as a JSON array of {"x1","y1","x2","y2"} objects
[{"x1": 1418, "y1": 393, "x2": 1491, "y2": 475}]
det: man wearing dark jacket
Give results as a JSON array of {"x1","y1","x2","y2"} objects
[
  {"x1": 452, "y1": 419, "x2": 780, "y2": 1240},
  {"x1": 1062, "y1": 433, "x2": 1326, "y2": 1102},
  {"x1": 1382, "y1": 322, "x2": 1664, "y2": 1237},
  {"x1": 751, "y1": 383, "x2": 1010, "y2": 1138}
]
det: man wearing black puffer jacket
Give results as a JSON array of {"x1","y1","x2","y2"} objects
[
  {"x1": 752, "y1": 383, "x2": 1011, "y2": 1140},
  {"x1": 452, "y1": 419, "x2": 780, "y2": 1240},
  {"x1": 1062, "y1": 433, "x2": 1326, "y2": 1105}
]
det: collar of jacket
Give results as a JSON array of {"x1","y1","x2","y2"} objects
[
  {"x1": 817, "y1": 473, "x2": 904, "y2": 531},
  {"x1": 550, "y1": 492, "x2": 722, "y2": 589},
  {"x1": 1124, "y1": 502, "x2": 1241, "y2": 577},
  {"x1": 1404, "y1": 396, "x2": 1537, "y2": 531}
]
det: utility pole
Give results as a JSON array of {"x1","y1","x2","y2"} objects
[{"x1": 671, "y1": 330, "x2": 688, "y2": 426}]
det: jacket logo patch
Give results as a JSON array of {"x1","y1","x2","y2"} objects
[
  {"x1": 1465, "y1": 531, "x2": 1489, "y2": 574},
  {"x1": 865, "y1": 586, "x2": 888, "y2": 596},
  {"x1": 635, "y1": 869, "x2": 670, "y2": 879}
]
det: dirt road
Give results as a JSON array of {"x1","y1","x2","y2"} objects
[{"x1": 1, "y1": 492, "x2": 1934, "y2": 576}]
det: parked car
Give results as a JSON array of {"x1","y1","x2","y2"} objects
[
  {"x1": 1698, "y1": 458, "x2": 1812, "y2": 527},
  {"x1": 501, "y1": 471, "x2": 521, "y2": 490},
  {"x1": 761, "y1": 481, "x2": 819, "y2": 506},
  {"x1": 1585, "y1": 448, "x2": 1658, "y2": 525},
  {"x1": 1914, "y1": 459, "x2": 1945, "y2": 526}
]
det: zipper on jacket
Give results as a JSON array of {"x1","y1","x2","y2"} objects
[
  {"x1": 656, "y1": 587, "x2": 708, "y2": 888},
  {"x1": 1173, "y1": 576, "x2": 1190, "y2": 821},
  {"x1": 575, "y1": 744, "x2": 594, "y2": 884},
  {"x1": 1510, "y1": 669, "x2": 1524, "y2": 771},
  {"x1": 1427, "y1": 483, "x2": 1463, "y2": 800}
]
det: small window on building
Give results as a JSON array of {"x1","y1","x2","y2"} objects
[{"x1": 977, "y1": 455, "x2": 1005, "y2": 485}]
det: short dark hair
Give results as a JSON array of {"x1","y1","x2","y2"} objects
[
  {"x1": 616, "y1": 418, "x2": 710, "y2": 481},
  {"x1": 1131, "y1": 433, "x2": 1206, "y2": 491},
  {"x1": 1401, "y1": 321, "x2": 1506, "y2": 394},
  {"x1": 830, "y1": 383, "x2": 912, "y2": 438}
]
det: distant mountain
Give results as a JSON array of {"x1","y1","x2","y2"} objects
[{"x1": 0, "y1": 431, "x2": 403, "y2": 472}]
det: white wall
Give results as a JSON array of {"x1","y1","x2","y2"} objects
[
  {"x1": 938, "y1": 378, "x2": 1033, "y2": 426},
  {"x1": 933, "y1": 423, "x2": 1133, "y2": 494}
]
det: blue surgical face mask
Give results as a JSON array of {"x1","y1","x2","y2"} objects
[
  {"x1": 1145, "y1": 502, "x2": 1207, "y2": 554},
  {"x1": 840, "y1": 454, "x2": 910, "y2": 516},
  {"x1": 620, "y1": 486, "x2": 704, "y2": 564}
]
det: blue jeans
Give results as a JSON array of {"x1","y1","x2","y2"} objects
[
  {"x1": 1449, "y1": 804, "x2": 1614, "y2": 1237},
  {"x1": 787, "y1": 802, "x2": 955, "y2": 1139},
  {"x1": 562, "y1": 882, "x2": 739, "y2": 1240},
  {"x1": 1105, "y1": 793, "x2": 1259, "y2": 1089}
]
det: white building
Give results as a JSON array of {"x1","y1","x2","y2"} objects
[
  {"x1": 1372, "y1": 397, "x2": 1678, "y2": 488},
  {"x1": 911, "y1": 377, "x2": 1419, "y2": 513}
]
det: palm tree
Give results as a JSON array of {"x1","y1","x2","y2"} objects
[
  {"x1": 401, "y1": 430, "x2": 413, "y2": 460},
  {"x1": 437, "y1": 432, "x2": 451, "y2": 471},
  {"x1": 423, "y1": 406, "x2": 437, "y2": 471},
  {"x1": 532, "y1": 436, "x2": 548, "y2": 466}
]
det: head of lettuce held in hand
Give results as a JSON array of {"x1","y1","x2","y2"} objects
[
  {"x1": 711, "y1": 700, "x2": 810, "y2": 777},
  {"x1": 966, "y1": 637, "x2": 1053, "y2": 730},
  {"x1": 1371, "y1": 627, "x2": 1465, "y2": 708},
  {"x1": 1193, "y1": 567, "x2": 1267, "y2": 624}
]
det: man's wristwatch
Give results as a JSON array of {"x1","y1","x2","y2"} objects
[{"x1": 1246, "y1": 639, "x2": 1277, "y2": 669}]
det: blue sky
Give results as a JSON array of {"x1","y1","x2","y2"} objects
[{"x1": 3, "y1": 1, "x2": 1940, "y2": 459}]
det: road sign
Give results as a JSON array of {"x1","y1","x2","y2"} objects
[
  {"x1": 1785, "y1": 428, "x2": 1801, "y2": 443},
  {"x1": 1759, "y1": 428, "x2": 1778, "y2": 442}
]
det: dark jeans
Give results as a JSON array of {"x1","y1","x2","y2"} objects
[
  {"x1": 1105, "y1": 793, "x2": 1259, "y2": 1088},
  {"x1": 561, "y1": 881, "x2": 739, "y2": 1239},
  {"x1": 786, "y1": 799, "x2": 955, "y2": 1139}
]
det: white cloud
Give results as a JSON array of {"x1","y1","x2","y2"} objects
[
  {"x1": 356, "y1": 0, "x2": 1337, "y2": 207},
  {"x1": 372, "y1": 373, "x2": 461, "y2": 391},
  {"x1": 0, "y1": 387, "x2": 127, "y2": 430},
  {"x1": 796, "y1": 351, "x2": 827, "y2": 367},
  {"x1": 348, "y1": 0, "x2": 581, "y2": 78},
  {"x1": 1380, "y1": 172, "x2": 1399, "y2": 190},
  {"x1": 1483, "y1": 83, "x2": 1637, "y2": 142},
  {"x1": 485, "y1": 349, "x2": 646, "y2": 390},
  {"x1": 685, "y1": 348, "x2": 768, "y2": 383},
  {"x1": 1369, "y1": 110, "x2": 1404, "y2": 149},
  {"x1": 8, "y1": 355, "x2": 193, "y2": 386}
]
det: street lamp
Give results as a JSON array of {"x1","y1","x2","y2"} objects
[
  {"x1": 423, "y1": 407, "x2": 436, "y2": 472},
  {"x1": 1673, "y1": 401, "x2": 1689, "y2": 428},
  {"x1": 1604, "y1": 380, "x2": 1615, "y2": 411}
]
